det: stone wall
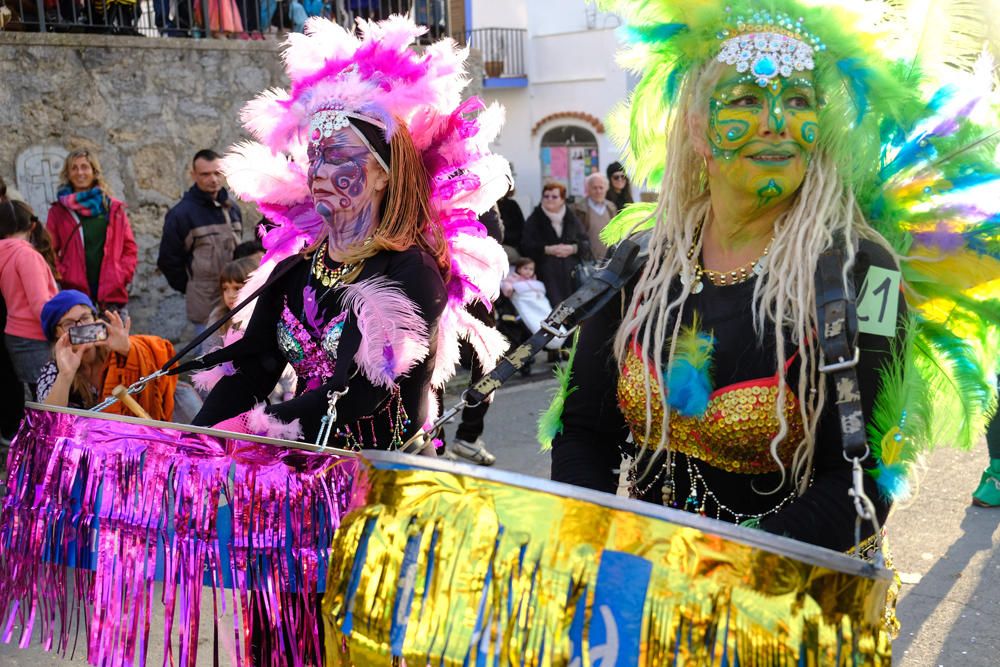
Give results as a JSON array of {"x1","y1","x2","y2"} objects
[{"x1": 1, "y1": 31, "x2": 483, "y2": 343}]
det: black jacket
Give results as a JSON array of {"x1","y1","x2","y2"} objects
[
  {"x1": 158, "y1": 185, "x2": 243, "y2": 323},
  {"x1": 520, "y1": 205, "x2": 591, "y2": 306}
]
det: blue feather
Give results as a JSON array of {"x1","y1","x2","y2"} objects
[
  {"x1": 623, "y1": 23, "x2": 687, "y2": 45},
  {"x1": 837, "y1": 58, "x2": 871, "y2": 126},
  {"x1": 666, "y1": 360, "x2": 712, "y2": 417},
  {"x1": 927, "y1": 84, "x2": 958, "y2": 112},
  {"x1": 880, "y1": 132, "x2": 933, "y2": 180},
  {"x1": 873, "y1": 462, "x2": 911, "y2": 501}
]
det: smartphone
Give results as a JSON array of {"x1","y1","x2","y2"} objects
[{"x1": 68, "y1": 322, "x2": 108, "y2": 345}]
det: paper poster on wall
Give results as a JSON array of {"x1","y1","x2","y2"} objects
[{"x1": 549, "y1": 146, "x2": 569, "y2": 182}]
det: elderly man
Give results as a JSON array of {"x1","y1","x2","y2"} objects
[{"x1": 570, "y1": 172, "x2": 618, "y2": 260}]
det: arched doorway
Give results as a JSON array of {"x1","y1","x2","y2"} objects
[{"x1": 539, "y1": 125, "x2": 599, "y2": 201}]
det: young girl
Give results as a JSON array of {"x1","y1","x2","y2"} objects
[
  {"x1": 195, "y1": 257, "x2": 296, "y2": 403},
  {"x1": 501, "y1": 257, "x2": 566, "y2": 350},
  {"x1": 0, "y1": 199, "x2": 59, "y2": 394}
]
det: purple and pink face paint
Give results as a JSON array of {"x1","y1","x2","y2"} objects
[{"x1": 308, "y1": 128, "x2": 384, "y2": 255}]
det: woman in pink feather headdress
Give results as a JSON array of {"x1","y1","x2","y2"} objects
[{"x1": 191, "y1": 16, "x2": 511, "y2": 458}]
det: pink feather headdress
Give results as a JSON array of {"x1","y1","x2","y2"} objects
[{"x1": 224, "y1": 15, "x2": 511, "y2": 403}]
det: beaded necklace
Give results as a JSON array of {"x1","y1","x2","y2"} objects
[
  {"x1": 682, "y1": 218, "x2": 773, "y2": 293},
  {"x1": 311, "y1": 240, "x2": 364, "y2": 287}
]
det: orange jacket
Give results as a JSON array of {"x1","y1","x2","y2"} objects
[{"x1": 101, "y1": 335, "x2": 178, "y2": 422}]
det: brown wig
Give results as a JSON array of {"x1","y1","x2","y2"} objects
[{"x1": 58, "y1": 148, "x2": 112, "y2": 196}]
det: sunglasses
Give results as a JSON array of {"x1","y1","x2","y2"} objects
[
  {"x1": 542, "y1": 193, "x2": 563, "y2": 199},
  {"x1": 611, "y1": 173, "x2": 627, "y2": 180}
]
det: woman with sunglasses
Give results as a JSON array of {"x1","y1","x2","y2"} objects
[
  {"x1": 605, "y1": 161, "x2": 634, "y2": 212},
  {"x1": 521, "y1": 182, "x2": 591, "y2": 308}
]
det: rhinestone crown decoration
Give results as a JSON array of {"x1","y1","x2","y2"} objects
[{"x1": 715, "y1": 9, "x2": 825, "y2": 87}]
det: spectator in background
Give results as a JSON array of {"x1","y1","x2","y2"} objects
[
  {"x1": 0, "y1": 198, "x2": 59, "y2": 395},
  {"x1": 153, "y1": 0, "x2": 191, "y2": 37},
  {"x1": 194, "y1": 256, "x2": 296, "y2": 404},
  {"x1": 233, "y1": 239, "x2": 265, "y2": 262},
  {"x1": 521, "y1": 182, "x2": 590, "y2": 307},
  {"x1": 158, "y1": 149, "x2": 243, "y2": 340},
  {"x1": 46, "y1": 148, "x2": 137, "y2": 316},
  {"x1": 606, "y1": 161, "x2": 634, "y2": 212},
  {"x1": 442, "y1": 206, "x2": 504, "y2": 466},
  {"x1": 36, "y1": 290, "x2": 177, "y2": 420},
  {"x1": 236, "y1": 0, "x2": 263, "y2": 39},
  {"x1": 194, "y1": 0, "x2": 243, "y2": 37},
  {"x1": 570, "y1": 172, "x2": 617, "y2": 261},
  {"x1": 0, "y1": 178, "x2": 21, "y2": 444},
  {"x1": 496, "y1": 183, "x2": 525, "y2": 257},
  {"x1": 289, "y1": 0, "x2": 307, "y2": 32}
]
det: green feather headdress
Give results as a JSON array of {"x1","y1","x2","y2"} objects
[{"x1": 597, "y1": 0, "x2": 987, "y2": 191}]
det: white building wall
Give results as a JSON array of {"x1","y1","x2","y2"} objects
[{"x1": 469, "y1": 0, "x2": 631, "y2": 214}]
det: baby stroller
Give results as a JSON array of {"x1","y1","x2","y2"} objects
[{"x1": 494, "y1": 293, "x2": 534, "y2": 376}]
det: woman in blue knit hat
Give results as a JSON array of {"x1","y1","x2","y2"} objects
[{"x1": 35, "y1": 290, "x2": 177, "y2": 420}]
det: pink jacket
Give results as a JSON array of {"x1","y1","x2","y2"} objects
[
  {"x1": 0, "y1": 238, "x2": 58, "y2": 340},
  {"x1": 46, "y1": 198, "x2": 138, "y2": 305}
]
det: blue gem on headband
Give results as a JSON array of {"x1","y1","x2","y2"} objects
[{"x1": 716, "y1": 9, "x2": 823, "y2": 87}]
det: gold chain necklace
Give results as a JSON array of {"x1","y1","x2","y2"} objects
[
  {"x1": 683, "y1": 218, "x2": 773, "y2": 293},
  {"x1": 311, "y1": 241, "x2": 362, "y2": 288}
]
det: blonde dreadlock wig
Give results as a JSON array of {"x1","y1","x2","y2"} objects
[{"x1": 589, "y1": 0, "x2": 1000, "y2": 500}]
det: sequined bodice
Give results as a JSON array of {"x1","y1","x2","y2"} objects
[
  {"x1": 276, "y1": 299, "x2": 347, "y2": 391},
  {"x1": 617, "y1": 345, "x2": 804, "y2": 474}
]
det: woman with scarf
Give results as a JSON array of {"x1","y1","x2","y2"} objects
[
  {"x1": 521, "y1": 182, "x2": 591, "y2": 307},
  {"x1": 45, "y1": 149, "x2": 137, "y2": 315}
]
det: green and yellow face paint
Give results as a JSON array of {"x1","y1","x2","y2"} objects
[{"x1": 705, "y1": 64, "x2": 819, "y2": 210}]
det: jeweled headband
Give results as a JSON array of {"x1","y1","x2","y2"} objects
[
  {"x1": 714, "y1": 9, "x2": 825, "y2": 87},
  {"x1": 309, "y1": 106, "x2": 391, "y2": 172}
]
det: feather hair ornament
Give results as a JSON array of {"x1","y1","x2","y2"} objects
[
  {"x1": 599, "y1": 0, "x2": 1000, "y2": 498},
  {"x1": 665, "y1": 316, "x2": 715, "y2": 417},
  {"x1": 221, "y1": 16, "x2": 509, "y2": 398}
]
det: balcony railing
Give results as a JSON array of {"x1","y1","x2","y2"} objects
[
  {"x1": 0, "y1": 0, "x2": 451, "y2": 40},
  {"x1": 464, "y1": 27, "x2": 525, "y2": 79}
]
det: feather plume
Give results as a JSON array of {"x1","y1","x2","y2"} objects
[
  {"x1": 191, "y1": 362, "x2": 236, "y2": 393},
  {"x1": 339, "y1": 277, "x2": 429, "y2": 388},
  {"x1": 246, "y1": 403, "x2": 303, "y2": 441},
  {"x1": 430, "y1": 309, "x2": 462, "y2": 388},
  {"x1": 665, "y1": 317, "x2": 714, "y2": 417},
  {"x1": 222, "y1": 141, "x2": 310, "y2": 205},
  {"x1": 538, "y1": 331, "x2": 580, "y2": 451},
  {"x1": 455, "y1": 308, "x2": 508, "y2": 374}
]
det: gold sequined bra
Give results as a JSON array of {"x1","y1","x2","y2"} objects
[{"x1": 617, "y1": 345, "x2": 805, "y2": 474}]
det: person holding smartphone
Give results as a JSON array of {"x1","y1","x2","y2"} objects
[{"x1": 35, "y1": 290, "x2": 177, "y2": 420}]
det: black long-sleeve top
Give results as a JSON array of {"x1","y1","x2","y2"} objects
[
  {"x1": 551, "y1": 239, "x2": 904, "y2": 552},
  {"x1": 193, "y1": 246, "x2": 447, "y2": 447}
]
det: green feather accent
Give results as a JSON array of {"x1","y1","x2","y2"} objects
[
  {"x1": 600, "y1": 202, "x2": 657, "y2": 247},
  {"x1": 537, "y1": 331, "x2": 580, "y2": 452}
]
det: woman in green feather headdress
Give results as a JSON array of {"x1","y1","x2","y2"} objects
[{"x1": 547, "y1": 0, "x2": 1000, "y2": 562}]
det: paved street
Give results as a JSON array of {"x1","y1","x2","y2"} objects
[{"x1": 1, "y1": 372, "x2": 998, "y2": 665}]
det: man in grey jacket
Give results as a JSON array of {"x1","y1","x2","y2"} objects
[{"x1": 157, "y1": 149, "x2": 243, "y2": 336}]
